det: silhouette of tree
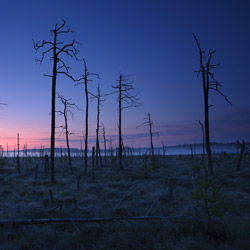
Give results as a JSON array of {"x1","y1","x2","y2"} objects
[
  {"x1": 137, "y1": 112, "x2": 157, "y2": 163},
  {"x1": 89, "y1": 85, "x2": 105, "y2": 168},
  {"x1": 57, "y1": 94, "x2": 79, "y2": 168},
  {"x1": 193, "y1": 34, "x2": 231, "y2": 176},
  {"x1": 102, "y1": 123, "x2": 107, "y2": 166},
  {"x1": 76, "y1": 59, "x2": 99, "y2": 174},
  {"x1": 33, "y1": 19, "x2": 80, "y2": 183},
  {"x1": 112, "y1": 75, "x2": 142, "y2": 170}
]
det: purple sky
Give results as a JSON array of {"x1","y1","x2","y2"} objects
[{"x1": 0, "y1": 0, "x2": 250, "y2": 150}]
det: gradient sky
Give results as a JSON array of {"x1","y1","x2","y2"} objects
[{"x1": 0, "y1": 0, "x2": 250, "y2": 150}]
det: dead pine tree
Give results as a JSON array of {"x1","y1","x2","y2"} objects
[
  {"x1": 57, "y1": 94, "x2": 79, "y2": 168},
  {"x1": 95, "y1": 85, "x2": 105, "y2": 168},
  {"x1": 33, "y1": 19, "x2": 81, "y2": 183},
  {"x1": 76, "y1": 59, "x2": 99, "y2": 175},
  {"x1": 102, "y1": 124, "x2": 107, "y2": 166},
  {"x1": 193, "y1": 34, "x2": 231, "y2": 176},
  {"x1": 89, "y1": 85, "x2": 105, "y2": 168},
  {"x1": 137, "y1": 112, "x2": 157, "y2": 164},
  {"x1": 112, "y1": 74, "x2": 142, "y2": 170}
]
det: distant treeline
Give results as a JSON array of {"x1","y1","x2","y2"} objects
[{"x1": 2, "y1": 141, "x2": 247, "y2": 157}]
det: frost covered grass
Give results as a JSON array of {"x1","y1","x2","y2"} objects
[{"x1": 0, "y1": 154, "x2": 249, "y2": 249}]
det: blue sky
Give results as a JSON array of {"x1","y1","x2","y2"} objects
[{"x1": 0, "y1": 0, "x2": 250, "y2": 149}]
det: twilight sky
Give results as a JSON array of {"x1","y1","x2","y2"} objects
[{"x1": 0, "y1": 0, "x2": 250, "y2": 150}]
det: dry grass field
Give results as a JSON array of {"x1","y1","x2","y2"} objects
[{"x1": 0, "y1": 154, "x2": 249, "y2": 249}]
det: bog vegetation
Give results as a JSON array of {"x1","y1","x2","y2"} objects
[{"x1": 0, "y1": 19, "x2": 249, "y2": 249}]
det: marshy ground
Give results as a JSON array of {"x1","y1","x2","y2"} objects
[{"x1": 0, "y1": 154, "x2": 249, "y2": 249}]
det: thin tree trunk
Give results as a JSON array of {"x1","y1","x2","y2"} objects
[
  {"x1": 204, "y1": 90, "x2": 213, "y2": 175},
  {"x1": 64, "y1": 113, "x2": 71, "y2": 167},
  {"x1": 119, "y1": 75, "x2": 122, "y2": 170},
  {"x1": 102, "y1": 124, "x2": 107, "y2": 166},
  {"x1": 96, "y1": 86, "x2": 100, "y2": 168},
  {"x1": 84, "y1": 80, "x2": 88, "y2": 175},
  {"x1": 50, "y1": 31, "x2": 57, "y2": 183},
  {"x1": 92, "y1": 147, "x2": 95, "y2": 183},
  {"x1": 148, "y1": 113, "x2": 155, "y2": 163}
]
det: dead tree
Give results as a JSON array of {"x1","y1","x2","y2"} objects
[
  {"x1": 89, "y1": 85, "x2": 105, "y2": 168},
  {"x1": 76, "y1": 59, "x2": 99, "y2": 175},
  {"x1": 137, "y1": 112, "x2": 157, "y2": 163},
  {"x1": 102, "y1": 123, "x2": 107, "y2": 166},
  {"x1": 198, "y1": 120, "x2": 205, "y2": 163},
  {"x1": 92, "y1": 146, "x2": 95, "y2": 183},
  {"x1": 33, "y1": 19, "x2": 81, "y2": 183},
  {"x1": 112, "y1": 74, "x2": 142, "y2": 169},
  {"x1": 193, "y1": 34, "x2": 231, "y2": 176},
  {"x1": 57, "y1": 94, "x2": 79, "y2": 168},
  {"x1": 95, "y1": 85, "x2": 105, "y2": 168}
]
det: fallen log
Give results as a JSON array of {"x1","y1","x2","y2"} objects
[{"x1": 0, "y1": 215, "x2": 201, "y2": 226}]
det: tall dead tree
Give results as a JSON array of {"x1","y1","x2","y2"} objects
[
  {"x1": 33, "y1": 19, "x2": 80, "y2": 183},
  {"x1": 57, "y1": 94, "x2": 79, "y2": 168},
  {"x1": 95, "y1": 85, "x2": 105, "y2": 168},
  {"x1": 76, "y1": 59, "x2": 99, "y2": 175},
  {"x1": 137, "y1": 112, "x2": 157, "y2": 163},
  {"x1": 112, "y1": 74, "x2": 142, "y2": 170},
  {"x1": 89, "y1": 85, "x2": 105, "y2": 168},
  {"x1": 102, "y1": 123, "x2": 107, "y2": 166},
  {"x1": 193, "y1": 34, "x2": 231, "y2": 176}
]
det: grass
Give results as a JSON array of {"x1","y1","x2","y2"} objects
[{"x1": 0, "y1": 154, "x2": 249, "y2": 249}]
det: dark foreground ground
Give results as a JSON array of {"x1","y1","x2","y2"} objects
[{"x1": 0, "y1": 154, "x2": 249, "y2": 249}]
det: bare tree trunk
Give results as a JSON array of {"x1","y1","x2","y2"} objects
[
  {"x1": 194, "y1": 34, "x2": 231, "y2": 176},
  {"x1": 92, "y1": 147, "x2": 95, "y2": 183},
  {"x1": 102, "y1": 124, "x2": 107, "y2": 166},
  {"x1": 57, "y1": 94, "x2": 77, "y2": 168},
  {"x1": 148, "y1": 113, "x2": 155, "y2": 163},
  {"x1": 96, "y1": 86, "x2": 100, "y2": 168},
  {"x1": 112, "y1": 74, "x2": 141, "y2": 170},
  {"x1": 64, "y1": 114, "x2": 71, "y2": 167},
  {"x1": 80, "y1": 59, "x2": 99, "y2": 174},
  {"x1": 193, "y1": 34, "x2": 213, "y2": 176},
  {"x1": 84, "y1": 75, "x2": 88, "y2": 175},
  {"x1": 50, "y1": 31, "x2": 57, "y2": 183},
  {"x1": 204, "y1": 91, "x2": 213, "y2": 175},
  {"x1": 118, "y1": 75, "x2": 123, "y2": 170}
]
